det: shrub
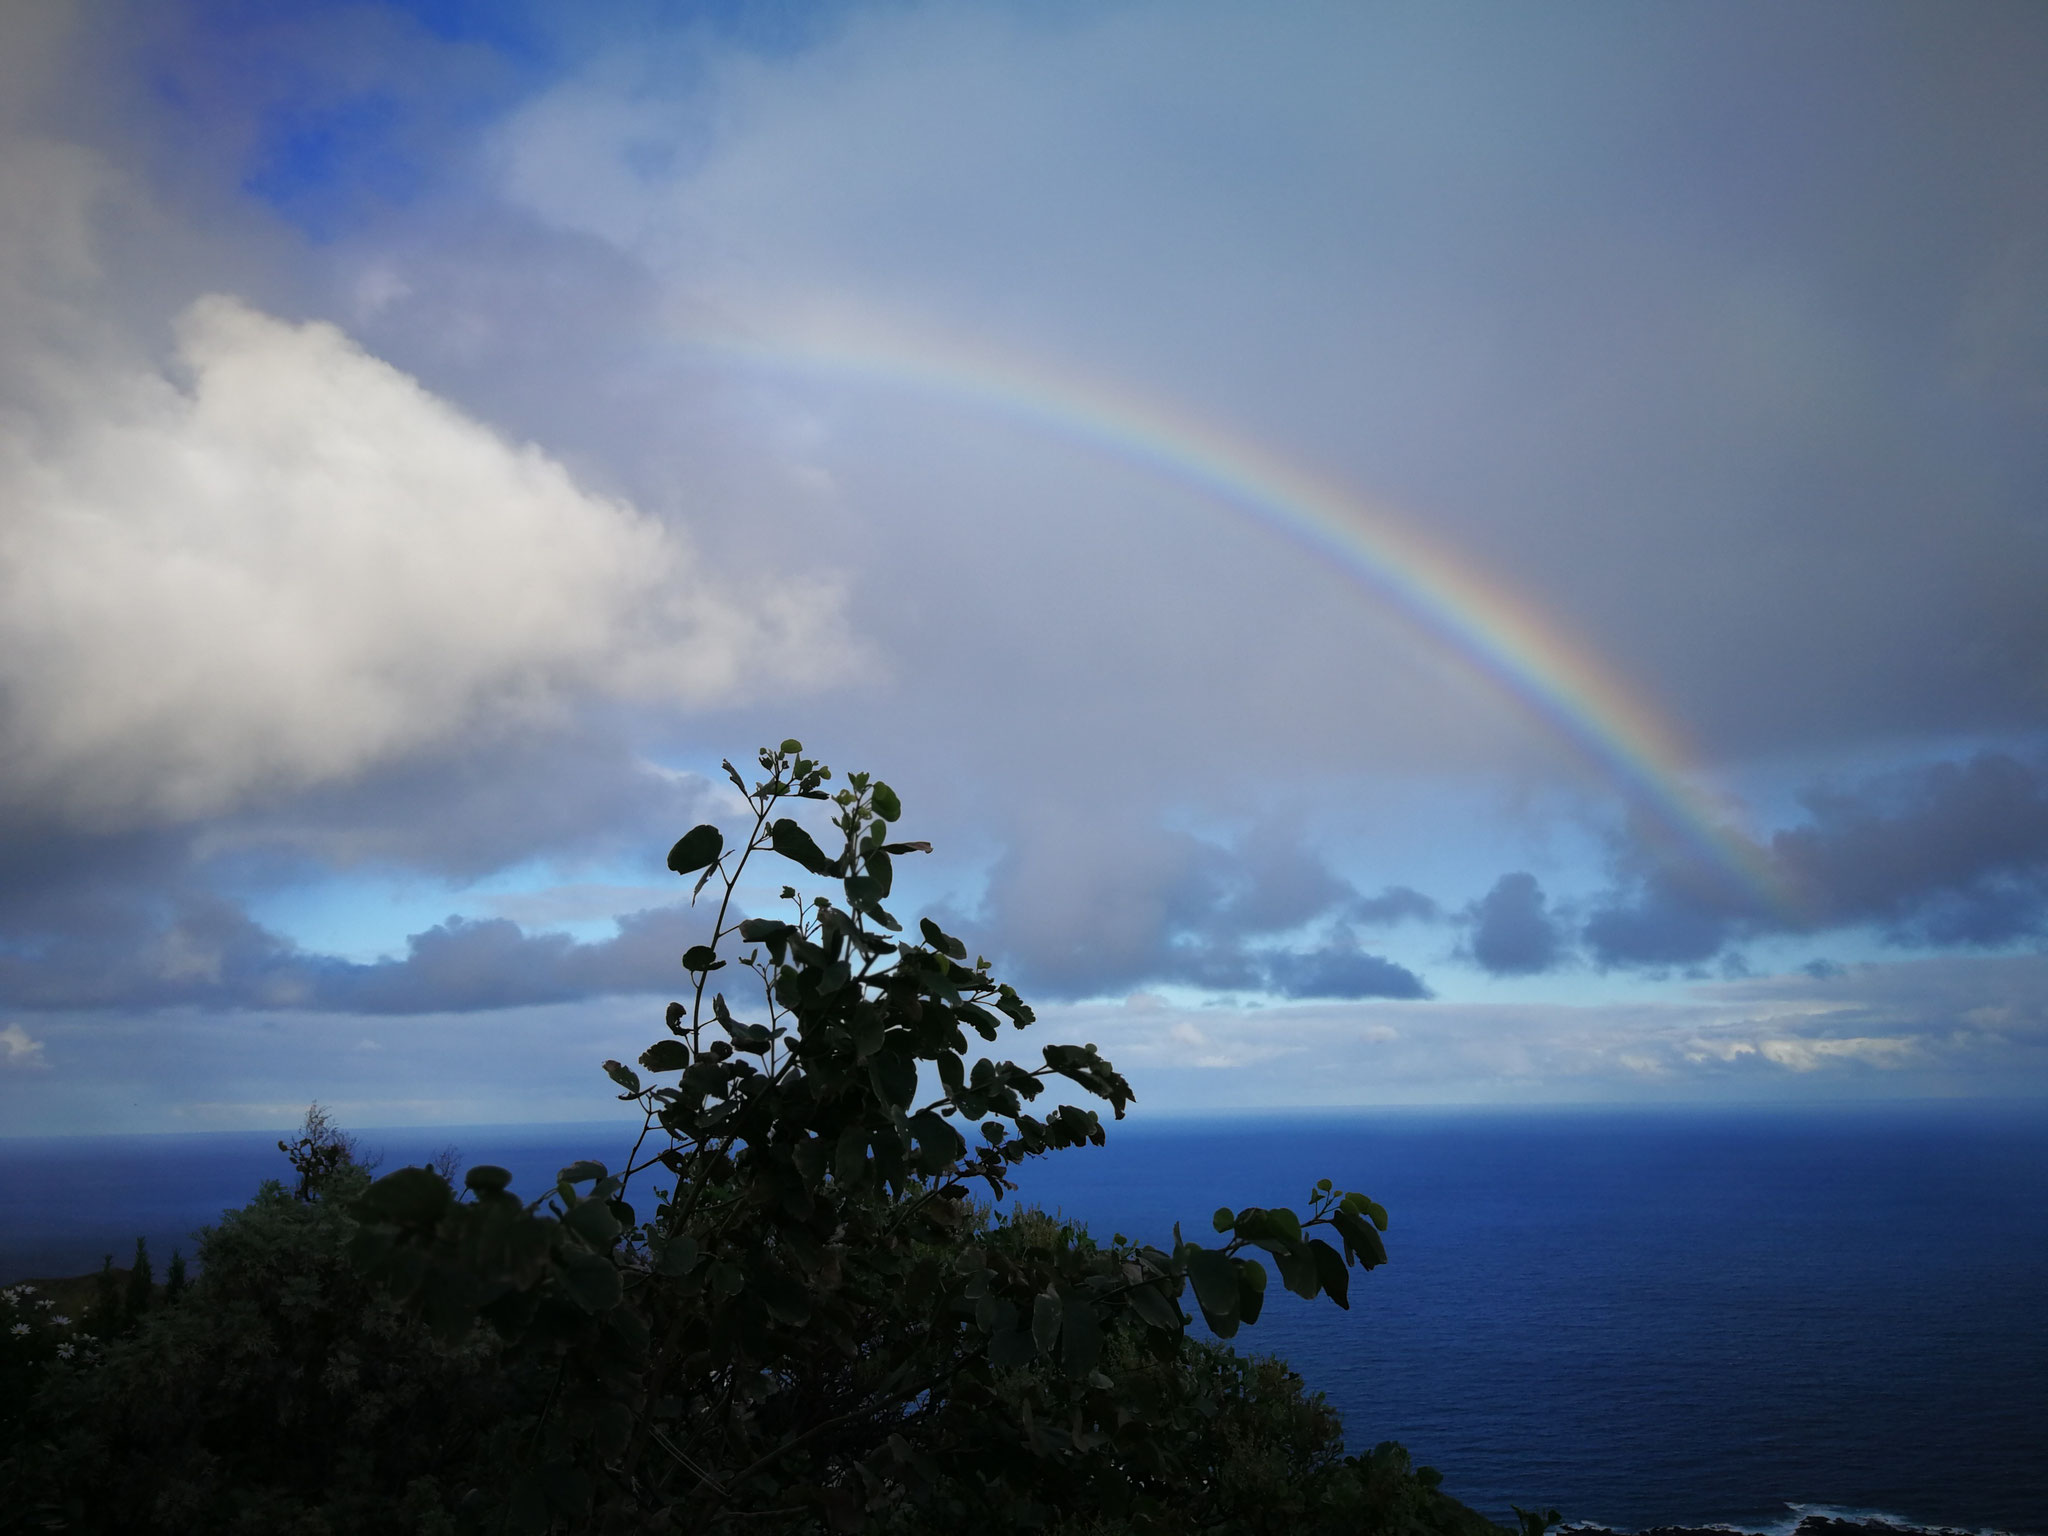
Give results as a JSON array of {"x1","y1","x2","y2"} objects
[
  {"x1": 346, "y1": 742, "x2": 1440, "y2": 1534},
  {"x1": 3, "y1": 742, "x2": 1507, "y2": 1536}
]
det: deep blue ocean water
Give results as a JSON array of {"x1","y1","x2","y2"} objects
[{"x1": 3, "y1": 1104, "x2": 2042, "y2": 1533}]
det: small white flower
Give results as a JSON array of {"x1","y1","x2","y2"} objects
[
  {"x1": 8, "y1": 1323, "x2": 27, "y2": 1336},
  {"x1": 52, "y1": 1314, "x2": 71, "y2": 1326},
  {"x1": 37, "y1": 1298, "x2": 53, "y2": 1309},
  {"x1": 56, "y1": 1343, "x2": 74, "y2": 1359}
]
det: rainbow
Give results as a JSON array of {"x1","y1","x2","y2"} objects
[{"x1": 680, "y1": 313, "x2": 1787, "y2": 915}]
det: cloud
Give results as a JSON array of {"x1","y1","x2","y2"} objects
[
  {"x1": 1262, "y1": 934, "x2": 1430, "y2": 1001},
  {"x1": 1751, "y1": 1036, "x2": 1916, "y2": 1072},
  {"x1": 1026, "y1": 951, "x2": 2048, "y2": 1108},
  {"x1": 0, "y1": 889, "x2": 699, "y2": 1015},
  {"x1": 1352, "y1": 886, "x2": 1441, "y2": 926},
  {"x1": 962, "y1": 809, "x2": 1428, "y2": 1002},
  {"x1": 1464, "y1": 872, "x2": 1566, "y2": 975},
  {"x1": 484, "y1": 2, "x2": 2048, "y2": 776},
  {"x1": 0, "y1": 1023, "x2": 48, "y2": 1070},
  {"x1": 0, "y1": 286, "x2": 842, "y2": 829},
  {"x1": 1775, "y1": 752, "x2": 2048, "y2": 944},
  {"x1": 220, "y1": 734, "x2": 737, "y2": 880},
  {"x1": 1586, "y1": 750, "x2": 2048, "y2": 968}
]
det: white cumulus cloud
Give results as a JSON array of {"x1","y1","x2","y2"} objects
[
  {"x1": 0, "y1": 290, "x2": 843, "y2": 826},
  {"x1": 0, "y1": 1023, "x2": 48, "y2": 1070}
]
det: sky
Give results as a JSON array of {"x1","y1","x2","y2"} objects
[{"x1": 1, "y1": 0, "x2": 2045, "y2": 1135}]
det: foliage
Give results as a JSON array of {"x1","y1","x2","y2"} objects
[
  {"x1": 1, "y1": 1282, "x2": 91, "y2": 1458},
  {"x1": 1, "y1": 1169, "x2": 509, "y2": 1535},
  {"x1": 279, "y1": 1102, "x2": 373, "y2": 1202},
  {"x1": 1, "y1": 742, "x2": 1529, "y2": 1535},
  {"x1": 123, "y1": 1240, "x2": 154, "y2": 1324},
  {"x1": 342, "y1": 742, "x2": 1436, "y2": 1534}
]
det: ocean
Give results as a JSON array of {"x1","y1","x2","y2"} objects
[{"x1": 3, "y1": 1103, "x2": 2042, "y2": 1533}]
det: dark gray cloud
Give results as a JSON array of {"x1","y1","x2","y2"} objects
[
  {"x1": 1351, "y1": 886, "x2": 1441, "y2": 926},
  {"x1": 1587, "y1": 750, "x2": 2048, "y2": 968},
  {"x1": 1262, "y1": 935, "x2": 1429, "y2": 1001},
  {"x1": 1465, "y1": 873, "x2": 1567, "y2": 976},
  {"x1": 1775, "y1": 753, "x2": 2048, "y2": 944},
  {"x1": 0, "y1": 722, "x2": 734, "y2": 1014},
  {"x1": 0, "y1": 890, "x2": 695, "y2": 1015},
  {"x1": 961, "y1": 810, "x2": 1428, "y2": 1002}
]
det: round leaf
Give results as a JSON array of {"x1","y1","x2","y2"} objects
[{"x1": 666, "y1": 824, "x2": 724, "y2": 876}]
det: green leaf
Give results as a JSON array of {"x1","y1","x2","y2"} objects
[
  {"x1": 919, "y1": 917, "x2": 967, "y2": 959},
  {"x1": 602, "y1": 1059, "x2": 641, "y2": 1094},
  {"x1": 554, "y1": 1246, "x2": 621, "y2": 1314},
  {"x1": 834, "y1": 1124, "x2": 868, "y2": 1187},
  {"x1": 1126, "y1": 1278, "x2": 1181, "y2": 1333},
  {"x1": 910, "y1": 1108, "x2": 967, "y2": 1168},
  {"x1": 1309, "y1": 1236, "x2": 1350, "y2": 1308},
  {"x1": 640, "y1": 1039, "x2": 690, "y2": 1073},
  {"x1": 1332, "y1": 1208, "x2": 1390, "y2": 1268},
  {"x1": 779, "y1": 737, "x2": 803, "y2": 755},
  {"x1": 1273, "y1": 1242, "x2": 1319, "y2": 1300},
  {"x1": 355, "y1": 1166, "x2": 453, "y2": 1229},
  {"x1": 755, "y1": 1264, "x2": 812, "y2": 1327},
  {"x1": 666, "y1": 824, "x2": 723, "y2": 876},
  {"x1": 1235, "y1": 1205, "x2": 1303, "y2": 1249},
  {"x1": 1212, "y1": 1206, "x2": 1235, "y2": 1233},
  {"x1": 988, "y1": 1323, "x2": 1036, "y2": 1369},
  {"x1": 870, "y1": 781, "x2": 902, "y2": 822},
  {"x1": 558, "y1": 1159, "x2": 608, "y2": 1187},
  {"x1": 1031, "y1": 1290, "x2": 1062, "y2": 1358},
  {"x1": 1060, "y1": 1294, "x2": 1102, "y2": 1376},
  {"x1": 655, "y1": 1234, "x2": 700, "y2": 1276},
  {"x1": 868, "y1": 1048, "x2": 917, "y2": 1109},
  {"x1": 562, "y1": 1198, "x2": 621, "y2": 1249},
  {"x1": 1183, "y1": 1248, "x2": 1241, "y2": 1338},
  {"x1": 1237, "y1": 1257, "x2": 1267, "y2": 1326},
  {"x1": 1341, "y1": 1190, "x2": 1390, "y2": 1231},
  {"x1": 769, "y1": 818, "x2": 838, "y2": 875},
  {"x1": 681, "y1": 944, "x2": 724, "y2": 973}
]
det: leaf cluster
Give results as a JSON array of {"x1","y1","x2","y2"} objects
[
  {"x1": 1, "y1": 743, "x2": 1522, "y2": 1536},
  {"x1": 343, "y1": 743, "x2": 1412, "y2": 1534}
]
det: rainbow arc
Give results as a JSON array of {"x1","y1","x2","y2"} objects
[{"x1": 682, "y1": 313, "x2": 1787, "y2": 916}]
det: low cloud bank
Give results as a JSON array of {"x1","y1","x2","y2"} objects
[
  {"x1": 964, "y1": 814, "x2": 1431, "y2": 1002},
  {"x1": 1585, "y1": 750, "x2": 2048, "y2": 969}
]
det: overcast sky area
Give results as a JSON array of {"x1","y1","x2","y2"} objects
[{"x1": 2, "y1": 0, "x2": 2046, "y2": 1135}]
